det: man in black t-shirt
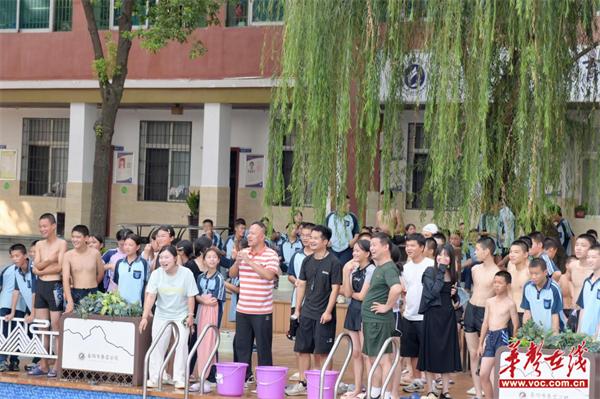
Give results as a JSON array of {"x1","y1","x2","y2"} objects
[{"x1": 286, "y1": 225, "x2": 342, "y2": 396}]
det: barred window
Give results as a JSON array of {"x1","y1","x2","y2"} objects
[
  {"x1": 138, "y1": 121, "x2": 192, "y2": 202},
  {"x1": 406, "y1": 122, "x2": 433, "y2": 209},
  {"x1": 0, "y1": 0, "x2": 72, "y2": 31},
  {"x1": 20, "y1": 118, "x2": 69, "y2": 197}
]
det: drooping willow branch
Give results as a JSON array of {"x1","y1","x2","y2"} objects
[{"x1": 266, "y1": 0, "x2": 600, "y2": 229}]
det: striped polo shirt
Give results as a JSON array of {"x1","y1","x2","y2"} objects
[
  {"x1": 236, "y1": 246, "x2": 280, "y2": 315},
  {"x1": 576, "y1": 273, "x2": 600, "y2": 337}
]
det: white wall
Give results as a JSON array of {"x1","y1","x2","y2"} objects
[{"x1": 230, "y1": 108, "x2": 270, "y2": 187}]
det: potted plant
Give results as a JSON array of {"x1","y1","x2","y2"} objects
[
  {"x1": 575, "y1": 203, "x2": 588, "y2": 218},
  {"x1": 58, "y1": 292, "x2": 151, "y2": 386}
]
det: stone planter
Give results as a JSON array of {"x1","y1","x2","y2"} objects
[{"x1": 57, "y1": 313, "x2": 152, "y2": 386}]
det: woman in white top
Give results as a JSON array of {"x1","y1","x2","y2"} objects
[{"x1": 139, "y1": 245, "x2": 199, "y2": 389}]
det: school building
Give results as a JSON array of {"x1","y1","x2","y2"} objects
[{"x1": 1, "y1": 1, "x2": 599, "y2": 238}]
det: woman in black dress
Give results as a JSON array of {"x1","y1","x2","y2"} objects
[{"x1": 418, "y1": 243, "x2": 462, "y2": 399}]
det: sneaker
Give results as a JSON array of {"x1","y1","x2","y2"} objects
[
  {"x1": 285, "y1": 382, "x2": 307, "y2": 396},
  {"x1": 0, "y1": 364, "x2": 9, "y2": 372},
  {"x1": 421, "y1": 392, "x2": 437, "y2": 399},
  {"x1": 25, "y1": 363, "x2": 37, "y2": 372},
  {"x1": 190, "y1": 381, "x2": 213, "y2": 393},
  {"x1": 8, "y1": 364, "x2": 19, "y2": 372},
  {"x1": 47, "y1": 368, "x2": 57, "y2": 378},
  {"x1": 27, "y1": 365, "x2": 47, "y2": 376},
  {"x1": 439, "y1": 392, "x2": 453, "y2": 399},
  {"x1": 174, "y1": 381, "x2": 186, "y2": 389},
  {"x1": 245, "y1": 375, "x2": 256, "y2": 389},
  {"x1": 403, "y1": 380, "x2": 424, "y2": 393},
  {"x1": 146, "y1": 380, "x2": 158, "y2": 388},
  {"x1": 466, "y1": 387, "x2": 476, "y2": 396},
  {"x1": 162, "y1": 372, "x2": 174, "y2": 385}
]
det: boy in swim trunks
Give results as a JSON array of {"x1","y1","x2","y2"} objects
[
  {"x1": 478, "y1": 271, "x2": 519, "y2": 399},
  {"x1": 464, "y1": 237, "x2": 500, "y2": 399}
]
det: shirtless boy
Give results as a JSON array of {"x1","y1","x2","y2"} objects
[
  {"x1": 464, "y1": 237, "x2": 500, "y2": 399},
  {"x1": 62, "y1": 225, "x2": 105, "y2": 313},
  {"x1": 375, "y1": 191, "x2": 403, "y2": 236},
  {"x1": 28, "y1": 213, "x2": 67, "y2": 377},
  {"x1": 559, "y1": 256, "x2": 577, "y2": 321},
  {"x1": 566, "y1": 234, "x2": 596, "y2": 327},
  {"x1": 506, "y1": 240, "x2": 530, "y2": 325},
  {"x1": 478, "y1": 271, "x2": 519, "y2": 399}
]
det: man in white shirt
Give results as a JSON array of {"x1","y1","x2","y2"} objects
[{"x1": 400, "y1": 233, "x2": 434, "y2": 393}]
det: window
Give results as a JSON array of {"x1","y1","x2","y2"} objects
[
  {"x1": 20, "y1": 118, "x2": 69, "y2": 197},
  {"x1": 281, "y1": 134, "x2": 293, "y2": 206},
  {"x1": 405, "y1": 122, "x2": 433, "y2": 209},
  {"x1": 93, "y1": 0, "x2": 110, "y2": 30},
  {"x1": 582, "y1": 157, "x2": 600, "y2": 215},
  {"x1": 0, "y1": 0, "x2": 72, "y2": 31},
  {"x1": 138, "y1": 121, "x2": 192, "y2": 202},
  {"x1": 226, "y1": 0, "x2": 283, "y2": 27},
  {"x1": 112, "y1": 0, "x2": 155, "y2": 29}
]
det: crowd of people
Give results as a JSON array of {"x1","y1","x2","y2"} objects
[{"x1": 1, "y1": 206, "x2": 599, "y2": 399}]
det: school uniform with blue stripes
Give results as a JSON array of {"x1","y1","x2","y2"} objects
[
  {"x1": 576, "y1": 274, "x2": 600, "y2": 337},
  {"x1": 521, "y1": 279, "x2": 564, "y2": 332}
]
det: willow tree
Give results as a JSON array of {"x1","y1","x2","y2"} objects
[
  {"x1": 266, "y1": 0, "x2": 600, "y2": 228},
  {"x1": 82, "y1": 0, "x2": 220, "y2": 235}
]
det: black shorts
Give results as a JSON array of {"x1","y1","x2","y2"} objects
[
  {"x1": 399, "y1": 317, "x2": 422, "y2": 358},
  {"x1": 294, "y1": 316, "x2": 336, "y2": 354},
  {"x1": 464, "y1": 302, "x2": 485, "y2": 333},
  {"x1": 34, "y1": 280, "x2": 64, "y2": 312},
  {"x1": 391, "y1": 311, "x2": 402, "y2": 337},
  {"x1": 71, "y1": 287, "x2": 98, "y2": 306}
]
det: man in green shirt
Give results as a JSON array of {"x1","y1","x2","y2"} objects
[{"x1": 362, "y1": 233, "x2": 403, "y2": 399}]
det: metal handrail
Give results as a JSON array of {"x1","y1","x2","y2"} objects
[
  {"x1": 142, "y1": 321, "x2": 181, "y2": 399},
  {"x1": 184, "y1": 324, "x2": 221, "y2": 399},
  {"x1": 319, "y1": 332, "x2": 353, "y2": 399},
  {"x1": 366, "y1": 337, "x2": 401, "y2": 399}
]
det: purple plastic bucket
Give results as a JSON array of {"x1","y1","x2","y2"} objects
[
  {"x1": 256, "y1": 366, "x2": 288, "y2": 399},
  {"x1": 216, "y1": 362, "x2": 248, "y2": 397},
  {"x1": 305, "y1": 370, "x2": 339, "y2": 399}
]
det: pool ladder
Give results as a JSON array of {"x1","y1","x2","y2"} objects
[
  {"x1": 366, "y1": 337, "x2": 401, "y2": 399},
  {"x1": 318, "y1": 332, "x2": 353, "y2": 399},
  {"x1": 142, "y1": 321, "x2": 181, "y2": 399},
  {"x1": 184, "y1": 324, "x2": 220, "y2": 398}
]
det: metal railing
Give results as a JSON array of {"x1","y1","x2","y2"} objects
[
  {"x1": 366, "y1": 337, "x2": 401, "y2": 399},
  {"x1": 184, "y1": 324, "x2": 220, "y2": 399},
  {"x1": 0, "y1": 316, "x2": 59, "y2": 359},
  {"x1": 319, "y1": 332, "x2": 353, "y2": 399},
  {"x1": 142, "y1": 321, "x2": 180, "y2": 399}
]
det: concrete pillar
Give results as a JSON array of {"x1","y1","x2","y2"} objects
[
  {"x1": 199, "y1": 103, "x2": 231, "y2": 226},
  {"x1": 65, "y1": 103, "x2": 96, "y2": 232}
]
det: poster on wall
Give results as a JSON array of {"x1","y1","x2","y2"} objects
[
  {"x1": 114, "y1": 152, "x2": 134, "y2": 184},
  {"x1": 0, "y1": 149, "x2": 17, "y2": 180},
  {"x1": 245, "y1": 154, "x2": 264, "y2": 188}
]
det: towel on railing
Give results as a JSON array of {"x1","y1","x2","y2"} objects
[{"x1": 196, "y1": 296, "x2": 219, "y2": 379}]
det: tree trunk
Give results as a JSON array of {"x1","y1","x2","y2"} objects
[{"x1": 89, "y1": 98, "x2": 120, "y2": 235}]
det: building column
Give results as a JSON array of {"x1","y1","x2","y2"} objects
[
  {"x1": 198, "y1": 103, "x2": 231, "y2": 227},
  {"x1": 65, "y1": 103, "x2": 96, "y2": 233}
]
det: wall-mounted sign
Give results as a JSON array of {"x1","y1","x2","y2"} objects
[
  {"x1": 114, "y1": 152, "x2": 134, "y2": 184},
  {"x1": 403, "y1": 63, "x2": 426, "y2": 91},
  {"x1": 245, "y1": 154, "x2": 264, "y2": 188},
  {"x1": 0, "y1": 149, "x2": 17, "y2": 180}
]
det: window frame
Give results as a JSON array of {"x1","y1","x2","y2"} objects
[
  {"x1": 405, "y1": 121, "x2": 433, "y2": 210},
  {"x1": 581, "y1": 153, "x2": 600, "y2": 216},
  {"x1": 0, "y1": 0, "x2": 57, "y2": 32},
  {"x1": 137, "y1": 120, "x2": 192, "y2": 203},
  {"x1": 227, "y1": 0, "x2": 283, "y2": 27},
  {"x1": 110, "y1": 0, "x2": 152, "y2": 31},
  {"x1": 20, "y1": 117, "x2": 69, "y2": 198}
]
